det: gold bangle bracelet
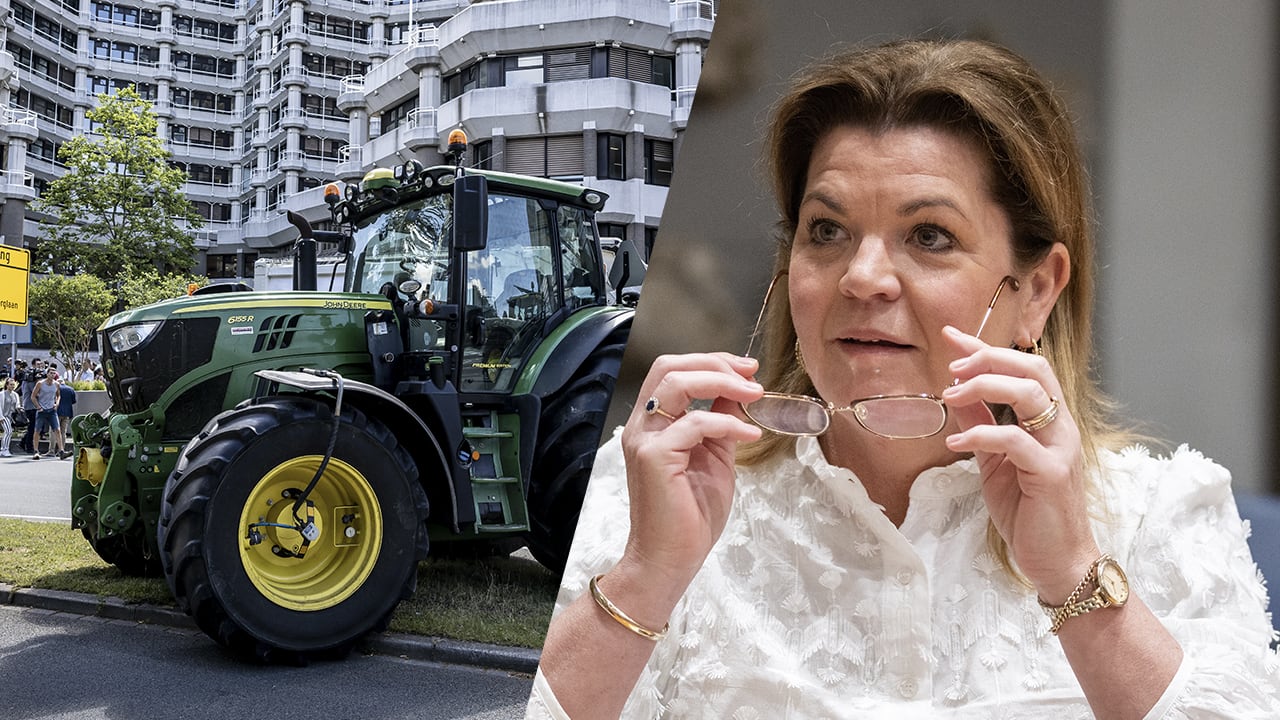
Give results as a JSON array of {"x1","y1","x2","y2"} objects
[{"x1": 589, "y1": 574, "x2": 669, "y2": 642}]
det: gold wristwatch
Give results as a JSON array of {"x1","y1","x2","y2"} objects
[{"x1": 1038, "y1": 554, "x2": 1130, "y2": 635}]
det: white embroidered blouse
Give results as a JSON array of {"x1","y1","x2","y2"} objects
[{"x1": 527, "y1": 430, "x2": 1280, "y2": 719}]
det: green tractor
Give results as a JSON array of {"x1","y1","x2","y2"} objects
[{"x1": 69, "y1": 133, "x2": 644, "y2": 661}]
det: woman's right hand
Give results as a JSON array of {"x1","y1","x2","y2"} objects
[{"x1": 612, "y1": 352, "x2": 764, "y2": 605}]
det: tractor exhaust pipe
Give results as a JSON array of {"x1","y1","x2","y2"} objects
[{"x1": 286, "y1": 211, "x2": 318, "y2": 291}]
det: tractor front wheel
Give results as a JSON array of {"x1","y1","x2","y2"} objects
[{"x1": 158, "y1": 396, "x2": 427, "y2": 663}]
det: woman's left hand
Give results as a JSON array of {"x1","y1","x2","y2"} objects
[{"x1": 939, "y1": 325, "x2": 1100, "y2": 603}]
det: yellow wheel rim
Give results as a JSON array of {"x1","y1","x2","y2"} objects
[{"x1": 237, "y1": 455, "x2": 383, "y2": 611}]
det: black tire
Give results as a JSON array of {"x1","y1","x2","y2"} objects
[
  {"x1": 526, "y1": 323, "x2": 628, "y2": 574},
  {"x1": 158, "y1": 396, "x2": 428, "y2": 663},
  {"x1": 80, "y1": 523, "x2": 162, "y2": 577}
]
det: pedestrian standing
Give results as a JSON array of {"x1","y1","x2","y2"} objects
[
  {"x1": 58, "y1": 379, "x2": 76, "y2": 457},
  {"x1": 76, "y1": 360, "x2": 95, "y2": 384},
  {"x1": 30, "y1": 367, "x2": 61, "y2": 460},
  {"x1": 0, "y1": 378, "x2": 19, "y2": 457},
  {"x1": 18, "y1": 359, "x2": 41, "y2": 454}
]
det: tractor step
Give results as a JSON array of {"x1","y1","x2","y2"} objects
[
  {"x1": 476, "y1": 523, "x2": 528, "y2": 533},
  {"x1": 472, "y1": 476, "x2": 519, "y2": 485},
  {"x1": 462, "y1": 427, "x2": 514, "y2": 439}
]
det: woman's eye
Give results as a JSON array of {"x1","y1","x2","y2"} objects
[
  {"x1": 806, "y1": 218, "x2": 845, "y2": 245},
  {"x1": 910, "y1": 225, "x2": 955, "y2": 252}
]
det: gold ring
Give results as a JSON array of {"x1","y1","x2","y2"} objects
[
  {"x1": 644, "y1": 396, "x2": 680, "y2": 422},
  {"x1": 1020, "y1": 397, "x2": 1060, "y2": 433}
]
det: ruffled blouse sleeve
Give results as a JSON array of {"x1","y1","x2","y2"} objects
[
  {"x1": 525, "y1": 428, "x2": 675, "y2": 719},
  {"x1": 1103, "y1": 446, "x2": 1280, "y2": 718}
]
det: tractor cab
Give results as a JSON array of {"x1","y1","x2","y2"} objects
[{"x1": 338, "y1": 149, "x2": 609, "y2": 395}]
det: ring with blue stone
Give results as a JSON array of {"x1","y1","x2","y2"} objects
[{"x1": 644, "y1": 395, "x2": 680, "y2": 422}]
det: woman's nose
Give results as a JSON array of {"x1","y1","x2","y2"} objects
[{"x1": 837, "y1": 237, "x2": 900, "y2": 300}]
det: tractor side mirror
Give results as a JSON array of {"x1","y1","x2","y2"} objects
[{"x1": 453, "y1": 174, "x2": 488, "y2": 252}]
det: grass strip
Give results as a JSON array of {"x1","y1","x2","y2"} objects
[{"x1": 0, "y1": 518, "x2": 559, "y2": 648}]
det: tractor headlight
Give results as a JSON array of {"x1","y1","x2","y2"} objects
[{"x1": 107, "y1": 321, "x2": 161, "y2": 353}]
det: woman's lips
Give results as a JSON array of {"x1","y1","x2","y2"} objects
[{"x1": 838, "y1": 337, "x2": 912, "y2": 349}]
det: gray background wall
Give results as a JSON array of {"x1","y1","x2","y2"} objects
[{"x1": 611, "y1": 0, "x2": 1279, "y2": 494}]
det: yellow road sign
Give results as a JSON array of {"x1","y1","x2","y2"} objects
[{"x1": 0, "y1": 245, "x2": 31, "y2": 325}]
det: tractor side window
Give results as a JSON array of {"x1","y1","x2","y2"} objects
[
  {"x1": 472, "y1": 195, "x2": 555, "y2": 321},
  {"x1": 460, "y1": 193, "x2": 556, "y2": 393},
  {"x1": 557, "y1": 205, "x2": 602, "y2": 310}
]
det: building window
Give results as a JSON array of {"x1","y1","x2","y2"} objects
[
  {"x1": 651, "y1": 55, "x2": 675, "y2": 90},
  {"x1": 505, "y1": 135, "x2": 584, "y2": 180},
  {"x1": 207, "y1": 254, "x2": 252, "y2": 278},
  {"x1": 544, "y1": 48, "x2": 591, "y2": 82},
  {"x1": 504, "y1": 54, "x2": 544, "y2": 86},
  {"x1": 645, "y1": 227, "x2": 659, "y2": 261},
  {"x1": 473, "y1": 140, "x2": 493, "y2": 170},
  {"x1": 644, "y1": 139, "x2": 673, "y2": 187},
  {"x1": 381, "y1": 96, "x2": 417, "y2": 133},
  {"x1": 598, "y1": 223, "x2": 627, "y2": 244},
  {"x1": 593, "y1": 46, "x2": 678, "y2": 89},
  {"x1": 597, "y1": 134, "x2": 625, "y2": 180}
]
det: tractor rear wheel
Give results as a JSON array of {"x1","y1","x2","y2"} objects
[
  {"x1": 526, "y1": 324, "x2": 628, "y2": 574},
  {"x1": 158, "y1": 396, "x2": 427, "y2": 663}
]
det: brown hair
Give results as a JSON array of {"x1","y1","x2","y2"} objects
[{"x1": 739, "y1": 39, "x2": 1127, "y2": 571}]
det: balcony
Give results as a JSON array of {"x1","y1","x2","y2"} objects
[
  {"x1": 436, "y1": 79, "x2": 673, "y2": 137},
  {"x1": 359, "y1": 26, "x2": 440, "y2": 115},
  {"x1": 670, "y1": 0, "x2": 717, "y2": 41},
  {"x1": 336, "y1": 144, "x2": 364, "y2": 180},
  {"x1": 3, "y1": 108, "x2": 39, "y2": 142},
  {"x1": 336, "y1": 74, "x2": 367, "y2": 112},
  {"x1": 280, "y1": 107, "x2": 308, "y2": 129},
  {"x1": 282, "y1": 23, "x2": 310, "y2": 47},
  {"x1": 239, "y1": 210, "x2": 299, "y2": 250},
  {"x1": 167, "y1": 142, "x2": 227, "y2": 162},
  {"x1": 279, "y1": 149, "x2": 308, "y2": 172},
  {"x1": 672, "y1": 85, "x2": 698, "y2": 128},
  {"x1": 403, "y1": 108, "x2": 437, "y2": 151},
  {"x1": 2, "y1": 170, "x2": 37, "y2": 202},
  {"x1": 282, "y1": 66, "x2": 310, "y2": 88},
  {"x1": 0, "y1": 50, "x2": 15, "y2": 85}
]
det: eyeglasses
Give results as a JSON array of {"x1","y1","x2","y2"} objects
[{"x1": 741, "y1": 274, "x2": 1019, "y2": 439}]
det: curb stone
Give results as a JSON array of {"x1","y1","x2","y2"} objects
[{"x1": 0, "y1": 582, "x2": 541, "y2": 674}]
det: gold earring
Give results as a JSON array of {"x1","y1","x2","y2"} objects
[{"x1": 794, "y1": 340, "x2": 806, "y2": 371}]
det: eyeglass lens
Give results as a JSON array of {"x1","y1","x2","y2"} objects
[{"x1": 742, "y1": 275, "x2": 1018, "y2": 439}]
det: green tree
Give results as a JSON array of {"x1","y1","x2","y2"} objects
[
  {"x1": 118, "y1": 267, "x2": 208, "y2": 310},
  {"x1": 33, "y1": 86, "x2": 201, "y2": 283},
  {"x1": 28, "y1": 274, "x2": 115, "y2": 373}
]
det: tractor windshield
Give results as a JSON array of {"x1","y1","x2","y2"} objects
[{"x1": 349, "y1": 194, "x2": 452, "y2": 299}]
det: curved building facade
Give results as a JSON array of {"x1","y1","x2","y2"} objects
[{"x1": 0, "y1": 0, "x2": 714, "y2": 283}]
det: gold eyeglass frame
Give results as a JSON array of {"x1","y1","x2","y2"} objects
[{"x1": 740, "y1": 273, "x2": 1020, "y2": 439}]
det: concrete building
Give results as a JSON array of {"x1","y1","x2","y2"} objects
[{"x1": 0, "y1": 0, "x2": 715, "y2": 282}]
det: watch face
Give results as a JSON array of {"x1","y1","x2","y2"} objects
[{"x1": 1097, "y1": 559, "x2": 1130, "y2": 605}]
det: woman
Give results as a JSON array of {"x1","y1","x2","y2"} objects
[
  {"x1": 530, "y1": 39, "x2": 1278, "y2": 718},
  {"x1": 0, "y1": 378, "x2": 18, "y2": 457}
]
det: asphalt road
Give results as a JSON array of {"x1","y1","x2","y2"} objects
[
  {"x1": 0, "y1": 446, "x2": 541, "y2": 720},
  {"x1": 0, "y1": 449, "x2": 72, "y2": 522},
  {"x1": 0, "y1": 604, "x2": 533, "y2": 720}
]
